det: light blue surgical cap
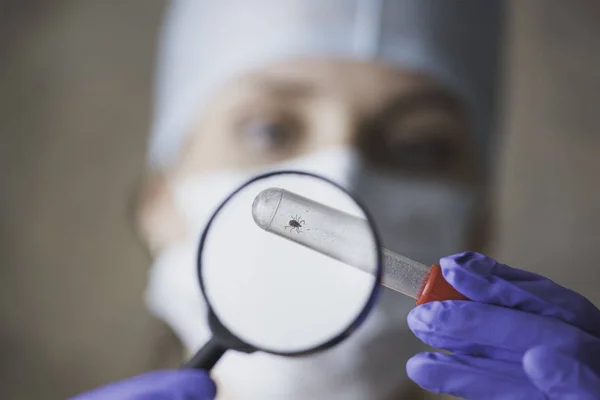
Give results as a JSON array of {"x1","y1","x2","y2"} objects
[{"x1": 149, "y1": 0, "x2": 503, "y2": 171}]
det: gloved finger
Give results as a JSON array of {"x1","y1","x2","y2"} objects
[
  {"x1": 440, "y1": 252, "x2": 600, "y2": 336},
  {"x1": 524, "y1": 346, "x2": 600, "y2": 400},
  {"x1": 407, "y1": 352, "x2": 542, "y2": 400},
  {"x1": 408, "y1": 300, "x2": 598, "y2": 363},
  {"x1": 69, "y1": 370, "x2": 216, "y2": 400}
]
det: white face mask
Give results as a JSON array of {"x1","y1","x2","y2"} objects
[{"x1": 145, "y1": 146, "x2": 476, "y2": 399}]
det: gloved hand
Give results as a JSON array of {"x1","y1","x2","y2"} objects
[
  {"x1": 406, "y1": 252, "x2": 600, "y2": 400},
  {"x1": 70, "y1": 370, "x2": 216, "y2": 400}
]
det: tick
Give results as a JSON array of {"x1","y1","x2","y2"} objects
[{"x1": 285, "y1": 215, "x2": 305, "y2": 234}]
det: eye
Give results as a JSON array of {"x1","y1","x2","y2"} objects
[
  {"x1": 359, "y1": 96, "x2": 468, "y2": 175},
  {"x1": 385, "y1": 135, "x2": 457, "y2": 171},
  {"x1": 382, "y1": 111, "x2": 464, "y2": 171},
  {"x1": 236, "y1": 113, "x2": 302, "y2": 155}
]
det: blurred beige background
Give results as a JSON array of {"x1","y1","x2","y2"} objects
[{"x1": 1, "y1": 1, "x2": 599, "y2": 399}]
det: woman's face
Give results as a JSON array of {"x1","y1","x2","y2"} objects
[{"x1": 138, "y1": 58, "x2": 481, "y2": 254}]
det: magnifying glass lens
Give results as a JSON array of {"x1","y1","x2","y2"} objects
[{"x1": 199, "y1": 173, "x2": 380, "y2": 355}]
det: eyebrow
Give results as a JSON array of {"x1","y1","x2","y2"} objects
[
  {"x1": 251, "y1": 77, "x2": 318, "y2": 100},
  {"x1": 379, "y1": 87, "x2": 465, "y2": 121}
]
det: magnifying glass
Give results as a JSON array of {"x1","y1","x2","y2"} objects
[
  {"x1": 184, "y1": 171, "x2": 382, "y2": 370},
  {"x1": 184, "y1": 170, "x2": 470, "y2": 370}
]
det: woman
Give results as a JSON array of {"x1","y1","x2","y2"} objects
[{"x1": 134, "y1": 0, "x2": 502, "y2": 398}]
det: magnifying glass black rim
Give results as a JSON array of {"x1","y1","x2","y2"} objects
[{"x1": 196, "y1": 170, "x2": 383, "y2": 357}]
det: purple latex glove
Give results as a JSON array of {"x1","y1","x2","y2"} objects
[
  {"x1": 69, "y1": 370, "x2": 216, "y2": 400},
  {"x1": 407, "y1": 252, "x2": 600, "y2": 400}
]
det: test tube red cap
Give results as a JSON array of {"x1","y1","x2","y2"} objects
[{"x1": 416, "y1": 264, "x2": 470, "y2": 305}]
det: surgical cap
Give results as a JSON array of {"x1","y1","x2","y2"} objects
[{"x1": 148, "y1": 0, "x2": 503, "y2": 171}]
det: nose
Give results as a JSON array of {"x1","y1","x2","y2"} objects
[{"x1": 306, "y1": 100, "x2": 357, "y2": 153}]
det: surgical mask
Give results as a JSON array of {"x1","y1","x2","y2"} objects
[
  {"x1": 145, "y1": 146, "x2": 476, "y2": 399},
  {"x1": 351, "y1": 167, "x2": 477, "y2": 264}
]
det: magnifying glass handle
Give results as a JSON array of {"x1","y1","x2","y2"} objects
[
  {"x1": 184, "y1": 337, "x2": 227, "y2": 370},
  {"x1": 416, "y1": 264, "x2": 469, "y2": 305}
]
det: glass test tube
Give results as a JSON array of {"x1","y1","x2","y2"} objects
[
  {"x1": 252, "y1": 187, "x2": 377, "y2": 276},
  {"x1": 252, "y1": 187, "x2": 468, "y2": 303}
]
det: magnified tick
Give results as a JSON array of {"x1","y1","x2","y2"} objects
[{"x1": 284, "y1": 215, "x2": 305, "y2": 234}]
